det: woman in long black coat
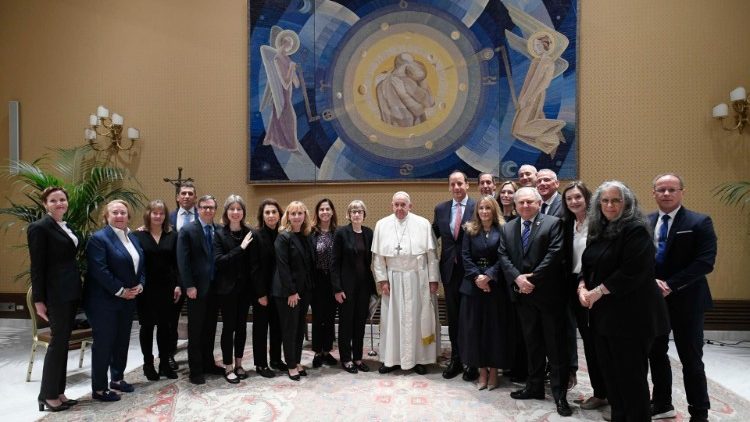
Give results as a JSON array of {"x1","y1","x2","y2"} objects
[
  {"x1": 331, "y1": 200, "x2": 376, "y2": 373},
  {"x1": 133, "y1": 200, "x2": 180, "y2": 381}
]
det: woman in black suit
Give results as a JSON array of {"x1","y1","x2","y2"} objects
[
  {"x1": 213, "y1": 195, "x2": 254, "y2": 383},
  {"x1": 28, "y1": 187, "x2": 81, "y2": 412},
  {"x1": 578, "y1": 181, "x2": 670, "y2": 421},
  {"x1": 310, "y1": 198, "x2": 339, "y2": 368},
  {"x1": 248, "y1": 199, "x2": 283, "y2": 378},
  {"x1": 496, "y1": 181, "x2": 518, "y2": 222},
  {"x1": 331, "y1": 200, "x2": 376, "y2": 374},
  {"x1": 133, "y1": 200, "x2": 180, "y2": 381},
  {"x1": 272, "y1": 201, "x2": 315, "y2": 380},
  {"x1": 458, "y1": 195, "x2": 510, "y2": 390}
]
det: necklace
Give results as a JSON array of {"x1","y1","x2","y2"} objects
[
  {"x1": 230, "y1": 230, "x2": 244, "y2": 241},
  {"x1": 394, "y1": 218, "x2": 408, "y2": 255}
]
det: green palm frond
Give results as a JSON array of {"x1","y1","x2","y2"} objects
[{"x1": 713, "y1": 181, "x2": 750, "y2": 211}]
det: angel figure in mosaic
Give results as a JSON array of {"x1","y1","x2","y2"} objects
[{"x1": 260, "y1": 26, "x2": 301, "y2": 152}]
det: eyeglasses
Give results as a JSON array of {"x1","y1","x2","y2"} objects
[
  {"x1": 599, "y1": 198, "x2": 622, "y2": 206},
  {"x1": 350, "y1": 210, "x2": 364, "y2": 215},
  {"x1": 199, "y1": 205, "x2": 216, "y2": 211},
  {"x1": 654, "y1": 188, "x2": 682, "y2": 195}
]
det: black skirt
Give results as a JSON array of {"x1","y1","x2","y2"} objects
[{"x1": 457, "y1": 289, "x2": 511, "y2": 368}]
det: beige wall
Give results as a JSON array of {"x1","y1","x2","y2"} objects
[{"x1": 1, "y1": 0, "x2": 748, "y2": 298}]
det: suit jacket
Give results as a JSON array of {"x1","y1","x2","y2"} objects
[
  {"x1": 432, "y1": 197, "x2": 476, "y2": 284},
  {"x1": 176, "y1": 219, "x2": 216, "y2": 297},
  {"x1": 460, "y1": 225, "x2": 502, "y2": 296},
  {"x1": 213, "y1": 225, "x2": 252, "y2": 296},
  {"x1": 271, "y1": 230, "x2": 314, "y2": 298},
  {"x1": 248, "y1": 225, "x2": 277, "y2": 299},
  {"x1": 330, "y1": 224, "x2": 376, "y2": 297},
  {"x1": 497, "y1": 213, "x2": 564, "y2": 308},
  {"x1": 27, "y1": 214, "x2": 82, "y2": 304},
  {"x1": 580, "y1": 221, "x2": 670, "y2": 338},
  {"x1": 542, "y1": 193, "x2": 564, "y2": 218},
  {"x1": 84, "y1": 225, "x2": 145, "y2": 310},
  {"x1": 169, "y1": 206, "x2": 199, "y2": 230},
  {"x1": 649, "y1": 207, "x2": 716, "y2": 312}
]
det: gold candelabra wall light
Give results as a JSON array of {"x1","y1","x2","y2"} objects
[
  {"x1": 85, "y1": 105, "x2": 140, "y2": 151},
  {"x1": 713, "y1": 86, "x2": 749, "y2": 134}
]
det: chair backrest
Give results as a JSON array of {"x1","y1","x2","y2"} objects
[{"x1": 26, "y1": 287, "x2": 48, "y2": 340}]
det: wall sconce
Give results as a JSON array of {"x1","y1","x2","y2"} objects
[
  {"x1": 713, "y1": 86, "x2": 748, "y2": 134},
  {"x1": 85, "y1": 105, "x2": 140, "y2": 151}
]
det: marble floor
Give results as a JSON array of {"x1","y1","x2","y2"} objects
[{"x1": 1, "y1": 319, "x2": 748, "y2": 422}]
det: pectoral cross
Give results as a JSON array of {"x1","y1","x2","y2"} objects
[{"x1": 395, "y1": 244, "x2": 403, "y2": 255}]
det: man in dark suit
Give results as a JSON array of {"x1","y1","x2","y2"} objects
[
  {"x1": 535, "y1": 169, "x2": 563, "y2": 217},
  {"x1": 478, "y1": 172, "x2": 497, "y2": 197},
  {"x1": 432, "y1": 171, "x2": 477, "y2": 380},
  {"x1": 498, "y1": 187, "x2": 571, "y2": 417},
  {"x1": 517, "y1": 164, "x2": 538, "y2": 187},
  {"x1": 177, "y1": 194, "x2": 222, "y2": 384},
  {"x1": 648, "y1": 173, "x2": 717, "y2": 422}
]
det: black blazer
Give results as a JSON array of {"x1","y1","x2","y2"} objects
[
  {"x1": 497, "y1": 213, "x2": 564, "y2": 308},
  {"x1": 213, "y1": 225, "x2": 252, "y2": 296},
  {"x1": 27, "y1": 215, "x2": 82, "y2": 304},
  {"x1": 649, "y1": 207, "x2": 716, "y2": 312},
  {"x1": 542, "y1": 193, "x2": 564, "y2": 218},
  {"x1": 249, "y1": 225, "x2": 277, "y2": 299},
  {"x1": 133, "y1": 230, "x2": 178, "y2": 301},
  {"x1": 271, "y1": 230, "x2": 314, "y2": 298},
  {"x1": 176, "y1": 219, "x2": 216, "y2": 297},
  {"x1": 460, "y1": 225, "x2": 502, "y2": 296},
  {"x1": 432, "y1": 197, "x2": 476, "y2": 284},
  {"x1": 580, "y1": 221, "x2": 670, "y2": 339},
  {"x1": 330, "y1": 224, "x2": 376, "y2": 296}
]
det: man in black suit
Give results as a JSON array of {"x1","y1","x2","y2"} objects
[
  {"x1": 176, "y1": 194, "x2": 222, "y2": 384},
  {"x1": 648, "y1": 173, "x2": 717, "y2": 422},
  {"x1": 535, "y1": 169, "x2": 563, "y2": 217},
  {"x1": 432, "y1": 171, "x2": 477, "y2": 380},
  {"x1": 478, "y1": 172, "x2": 497, "y2": 197},
  {"x1": 517, "y1": 164, "x2": 538, "y2": 187},
  {"x1": 498, "y1": 187, "x2": 571, "y2": 417}
]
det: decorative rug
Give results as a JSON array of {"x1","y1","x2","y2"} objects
[{"x1": 40, "y1": 341, "x2": 750, "y2": 421}]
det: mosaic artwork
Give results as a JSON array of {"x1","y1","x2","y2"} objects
[{"x1": 248, "y1": 0, "x2": 578, "y2": 182}]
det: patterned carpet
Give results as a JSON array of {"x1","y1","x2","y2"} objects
[{"x1": 40, "y1": 342, "x2": 750, "y2": 421}]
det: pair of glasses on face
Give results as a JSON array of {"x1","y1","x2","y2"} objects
[
  {"x1": 654, "y1": 188, "x2": 682, "y2": 195},
  {"x1": 599, "y1": 198, "x2": 622, "y2": 206},
  {"x1": 200, "y1": 205, "x2": 216, "y2": 211}
]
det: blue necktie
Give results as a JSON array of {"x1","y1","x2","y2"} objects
[
  {"x1": 521, "y1": 220, "x2": 532, "y2": 252},
  {"x1": 181, "y1": 211, "x2": 190, "y2": 230},
  {"x1": 204, "y1": 225, "x2": 214, "y2": 279},
  {"x1": 655, "y1": 214, "x2": 670, "y2": 264}
]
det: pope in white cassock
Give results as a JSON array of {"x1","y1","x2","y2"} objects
[{"x1": 371, "y1": 191, "x2": 440, "y2": 375}]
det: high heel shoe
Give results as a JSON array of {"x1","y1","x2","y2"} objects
[
  {"x1": 38, "y1": 399, "x2": 69, "y2": 412},
  {"x1": 61, "y1": 398, "x2": 78, "y2": 406},
  {"x1": 287, "y1": 371, "x2": 300, "y2": 381}
]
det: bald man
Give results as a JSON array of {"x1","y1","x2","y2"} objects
[{"x1": 518, "y1": 164, "x2": 538, "y2": 188}]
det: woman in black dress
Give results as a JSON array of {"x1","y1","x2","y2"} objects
[
  {"x1": 213, "y1": 194, "x2": 254, "y2": 383},
  {"x1": 248, "y1": 199, "x2": 284, "y2": 377},
  {"x1": 497, "y1": 181, "x2": 518, "y2": 222},
  {"x1": 28, "y1": 187, "x2": 81, "y2": 412},
  {"x1": 578, "y1": 180, "x2": 669, "y2": 421},
  {"x1": 331, "y1": 200, "x2": 376, "y2": 373},
  {"x1": 133, "y1": 200, "x2": 180, "y2": 381},
  {"x1": 272, "y1": 201, "x2": 315, "y2": 380},
  {"x1": 458, "y1": 195, "x2": 509, "y2": 390},
  {"x1": 310, "y1": 198, "x2": 339, "y2": 368}
]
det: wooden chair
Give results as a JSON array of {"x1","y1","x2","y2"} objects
[{"x1": 26, "y1": 287, "x2": 93, "y2": 382}]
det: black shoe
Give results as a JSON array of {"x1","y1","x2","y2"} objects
[
  {"x1": 189, "y1": 375, "x2": 206, "y2": 385},
  {"x1": 60, "y1": 399, "x2": 78, "y2": 406},
  {"x1": 224, "y1": 371, "x2": 240, "y2": 384},
  {"x1": 298, "y1": 368, "x2": 308, "y2": 377},
  {"x1": 168, "y1": 356, "x2": 179, "y2": 371},
  {"x1": 312, "y1": 354, "x2": 324, "y2": 368},
  {"x1": 159, "y1": 365, "x2": 178, "y2": 379},
  {"x1": 234, "y1": 366, "x2": 249, "y2": 380},
  {"x1": 342, "y1": 362, "x2": 358, "y2": 374},
  {"x1": 288, "y1": 371, "x2": 300, "y2": 381},
  {"x1": 556, "y1": 398, "x2": 573, "y2": 417},
  {"x1": 109, "y1": 380, "x2": 134, "y2": 393},
  {"x1": 270, "y1": 360, "x2": 287, "y2": 372},
  {"x1": 413, "y1": 364, "x2": 427, "y2": 375},
  {"x1": 92, "y1": 390, "x2": 121, "y2": 402},
  {"x1": 256, "y1": 366, "x2": 275, "y2": 378},
  {"x1": 355, "y1": 362, "x2": 370, "y2": 372},
  {"x1": 323, "y1": 353, "x2": 338, "y2": 366},
  {"x1": 442, "y1": 360, "x2": 463, "y2": 379},
  {"x1": 143, "y1": 362, "x2": 159, "y2": 381},
  {"x1": 38, "y1": 399, "x2": 69, "y2": 412},
  {"x1": 510, "y1": 387, "x2": 545, "y2": 400},
  {"x1": 378, "y1": 364, "x2": 399, "y2": 374},
  {"x1": 651, "y1": 403, "x2": 676, "y2": 419},
  {"x1": 462, "y1": 366, "x2": 479, "y2": 381},
  {"x1": 206, "y1": 364, "x2": 225, "y2": 375}
]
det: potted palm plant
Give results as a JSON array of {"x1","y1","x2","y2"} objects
[
  {"x1": 0, "y1": 145, "x2": 147, "y2": 280},
  {"x1": 714, "y1": 181, "x2": 750, "y2": 211}
]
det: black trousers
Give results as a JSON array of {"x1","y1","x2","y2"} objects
[
  {"x1": 596, "y1": 333, "x2": 652, "y2": 422},
  {"x1": 252, "y1": 297, "x2": 282, "y2": 367},
  {"x1": 138, "y1": 301, "x2": 175, "y2": 363},
  {"x1": 276, "y1": 292, "x2": 311, "y2": 369},
  {"x1": 217, "y1": 289, "x2": 251, "y2": 365},
  {"x1": 186, "y1": 291, "x2": 218, "y2": 377},
  {"x1": 169, "y1": 294, "x2": 185, "y2": 356},
  {"x1": 565, "y1": 302, "x2": 578, "y2": 371},
  {"x1": 509, "y1": 301, "x2": 528, "y2": 379},
  {"x1": 649, "y1": 307, "x2": 710, "y2": 418},
  {"x1": 337, "y1": 282, "x2": 370, "y2": 363},
  {"x1": 87, "y1": 302, "x2": 135, "y2": 392},
  {"x1": 443, "y1": 270, "x2": 463, "y2": 361},
  {"x1": 516, "y1": 300, "x2": 569, "y2": 400},
  {"x1": 39, "y1": 301, "x2": 77, "y2": 400},
  {"x1": 311, "y1": 270, "x2": 336, "y2": 353},
  {"x1": 575, "y1": 306, "x2": 607, "y2": 399}
]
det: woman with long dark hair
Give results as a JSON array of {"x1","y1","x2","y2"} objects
[
  {"x1": 497, "y1": 181, "x2": 519, "y2": 222},
  {"x1": 310, "y1": 198, "x2": 339, "y2": 368},
  {"x1": 28, "y1": 187, "x2": 82, "y2": 412}
]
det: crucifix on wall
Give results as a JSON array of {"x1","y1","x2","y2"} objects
[{"x1": 163, "y1": 167, "x2": 194, "y2": 208}]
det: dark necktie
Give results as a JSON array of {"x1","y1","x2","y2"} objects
[
  {"x1": 204, "y1": 225, "x2": 214, "y2": 278},
  {"x1": 521, "y1": 220, "x2": 532, "y2": 252},
  {"x1": 655, "y1": 214, "x2": 670, "y2": 264},
  {"x1": 541, "y1": 202, "x2": 548, "y2": 214}
]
